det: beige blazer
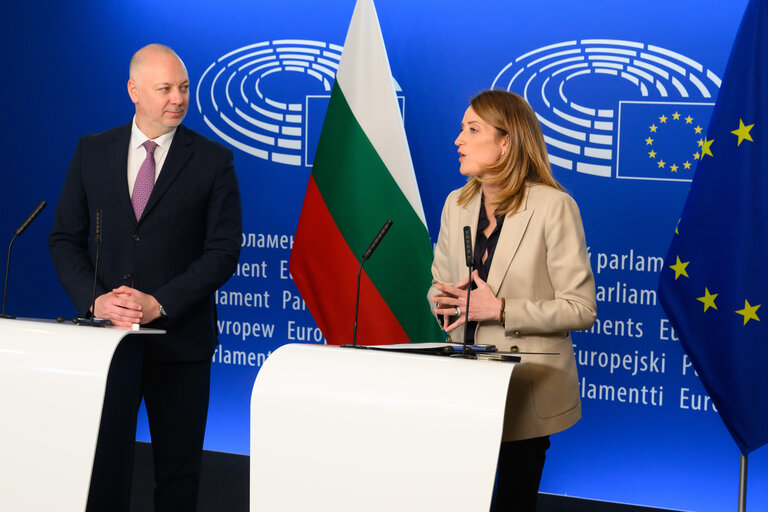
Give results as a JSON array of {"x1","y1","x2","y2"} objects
[{"x1": 428, "y1": 183, "x2": 596, "y2": 441}]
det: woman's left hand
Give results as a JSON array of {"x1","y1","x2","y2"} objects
[{"x1": 433, "y1": 270, "x2": 502, "y2": 332}]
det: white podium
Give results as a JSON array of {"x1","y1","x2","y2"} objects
[
  {"x1": 0, "y1": 318, "x2": 157, "y2": 512},
  {"x1": 250, "y1": 344, "x2": 518, "y2": 511}
]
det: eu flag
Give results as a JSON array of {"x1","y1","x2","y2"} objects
[
  {"x1": 617, "y1": 102, "x2": 713, "y2": 182},
  {"x1": 658, "y1": 0, "x2": 768, "y2": 455}
]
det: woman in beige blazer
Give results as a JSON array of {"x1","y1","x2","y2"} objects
[{"x1": 429, "y1": 90, "x2": 596, "y2": 511}]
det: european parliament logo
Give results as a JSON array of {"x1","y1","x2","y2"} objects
[
  {"x1": 493, "y1": 39, "x2": 720, "y2": 181},
  {"x1": 196, "y1": 40, "x2": 403, "y2": 168}
]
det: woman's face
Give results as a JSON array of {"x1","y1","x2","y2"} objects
[{"x1": 454, "y1": 106, "x2": 507, "y2": 177}]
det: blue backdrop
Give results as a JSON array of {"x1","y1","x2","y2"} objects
[{"x1": 1, "y1": 1, "x2": 765, "y2": 510}]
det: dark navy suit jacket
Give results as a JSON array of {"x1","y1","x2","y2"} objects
[{"x1": 49, "y1": 122, "x2": 242, "y2": 361}]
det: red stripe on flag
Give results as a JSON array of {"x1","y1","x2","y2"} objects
[{"x1": 290, "y1": 175, "x2": 409, "y2": 345}]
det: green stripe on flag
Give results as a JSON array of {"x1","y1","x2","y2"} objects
[{"x1": 312, "y1": 82, "x2": 442, "y2": 341}]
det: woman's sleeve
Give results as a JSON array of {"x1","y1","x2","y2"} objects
[{"x1": 426, "y1": 195, "x2": 455, "y2": 315}]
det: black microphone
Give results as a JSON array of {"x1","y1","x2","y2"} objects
[
  {"x1": 462, "y1": 225, "x2": 476, "y2": 358},
  {"x1": 15, "y1": 200, "x2": 47, "y2": 237},
  {"x1": 86, "y1": 208, "x2": 110, "y2": 327},
  {"x1": 1, "y1": 200, "x2": 47, "y2": 319},
  {"x1": 343, "y1": 220, "x2": 393, "y2": 348},
  {"x1": 94, "y1": 208, "x2": 102, "y2": 245},
  {"x1": 362, "y1": 220, "x2": 393, "y2": 261},
  {"x1": 90, "y1": 209, "x2": 103, "y2": 325},
  {"x1": 463, "y1": 225, "x2": 473, "y2": 267}
]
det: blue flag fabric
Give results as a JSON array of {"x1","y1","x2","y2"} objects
[{"x1": 658, "y1": 0, "x2": 768, "y2": 455}]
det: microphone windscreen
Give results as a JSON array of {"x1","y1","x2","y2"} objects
[
  {"x1": 463, "y1": 225, "x2": 473, "y2": 267},
  {"x1": 94, "y1": 209, "x2": 102, "y2": 245},
  {"x1": 15, "y1": 200, "x2": 47, "y2": 237}
]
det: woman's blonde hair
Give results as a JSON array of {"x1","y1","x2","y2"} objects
[{"x1": 457, "y1": 90, "x2": 563, "y2": 215}]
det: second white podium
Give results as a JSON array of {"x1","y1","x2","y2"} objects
[{"x1": 250, "y1": 344, "x2": 518, "y2": 511}]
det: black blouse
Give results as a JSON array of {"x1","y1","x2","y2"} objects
[{"x1": 466, "y1": 195, "x2": 505, "y2": 343}]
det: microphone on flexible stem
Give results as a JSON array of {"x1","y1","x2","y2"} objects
[
  {"x1": 362, "y1": 220, "x2": 393, "y2": 261},
  {"x1": 343, "y1": 219, "x2": 393, "y2": 349},
  {"x1": 1, "y1": 200, "x2": 47, "y2": 319},
  {"x1": 462, "y1": 225, "x2": 476, "y2": 359},
  {"x1": 90, "y1": 209, "x2": 102, "y2": 326},
  {"x1": 73, "y1": 209, "x2": 109, "y2": 327}
]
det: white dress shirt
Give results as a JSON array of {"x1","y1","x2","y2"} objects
[{"x1": 127, "y1": 117, "x2": 177, "y2": 198}]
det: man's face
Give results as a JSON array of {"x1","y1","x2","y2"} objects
[{"x1": 127, "y1": 51, "x2": 189, "y2": 139}]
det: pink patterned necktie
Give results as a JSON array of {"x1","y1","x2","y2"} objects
[{"x1": 132, "y1": 140, "x2": 158, "y2": 220}]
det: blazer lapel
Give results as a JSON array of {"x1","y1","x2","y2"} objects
[
  {"x1": 107, "y1": 123, "x2": 135, "y2": 223},
  {"x1": 138, "y1": 125, "x2": 193, "y2": 223},
  {"x1": 486, "y1": 186, "x2": 533, "y2": 295}
]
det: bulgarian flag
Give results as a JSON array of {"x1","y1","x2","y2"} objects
[{"x1": 290, "y1": 0, "x2": 442, "y2": 346}]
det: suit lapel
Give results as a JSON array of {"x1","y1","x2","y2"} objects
[
  {"x1": 486, "y1": 186, "x2": 533, "y2": 295},
  {"x1": 107, "y1": 124, "x2": 135, "y2": 223},
  {"x1": 138, "y1": 125, "x2": 193, "y2": 223}
]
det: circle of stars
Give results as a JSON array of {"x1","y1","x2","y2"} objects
[{"x1": 645, "y1": 111, "x2": 702, "y2": 173}]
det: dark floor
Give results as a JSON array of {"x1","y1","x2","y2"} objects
[
  {"x1": 130, "y1": 442, "x2": 678, "y2": 511},
  {"x1": 130, "y1": 442, "x2": 248, "y2": 512}
]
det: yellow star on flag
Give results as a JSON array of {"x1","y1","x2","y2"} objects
[
  {"x1": 645, "y1": 136, "x2": 654, "y2": 145},
  {"x1": 694, "y1": 152, "x2": 700, "y2": 160},
  {"x1": 685, "y1": 115, "x2": 693, "y2": 124},
  {"x1": 672, "y1": 111, "x2": 681, "y2": 120},
  {"x1": 659, "y1": 115, "x2": 668, "y2": 123},
  {"x1": 736, "y1": 300, "x2": 761, "y2": 325},
  {"x1": 670, "y1": 163, "x2": 679, "y2": 172},
  {"x1": 648, "y1": 150, "x2": 657, "y2": 158},
  {"x1": 658, "y1": 159, "x2": 666, "y2": 168},
  {"x1": 697, "y1": 288, "x2": 718, "y2": 312},
  {"x1": 697, "y1": 139, "x2": 704, "y2": 147},
  {"x1": 683, "y1": 161, "x2": 692, "y2": 169},
  {"x1": 650, "y1": 124, "x2": 658, "y2": 133},
  {"x1": 670, "y1": 256, "x2": 689, "y2": 280},
  {"x1": 694, "y1": 125, "x2": 703, "y2": 134},
  {"x1": 701, "y1": 137, "x2": 714, "y2": 158},
  {"x1": 731, "y1": 119, "x2": 755, "y2": 146}
]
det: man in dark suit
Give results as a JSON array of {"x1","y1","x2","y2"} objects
[{"x1": 49, "y1": 43, "x2": 242, "y2": 511}]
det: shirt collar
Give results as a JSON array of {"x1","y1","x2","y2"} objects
[{"x1": 130, "y1": 116, "x2": 177, "y2": 151}]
